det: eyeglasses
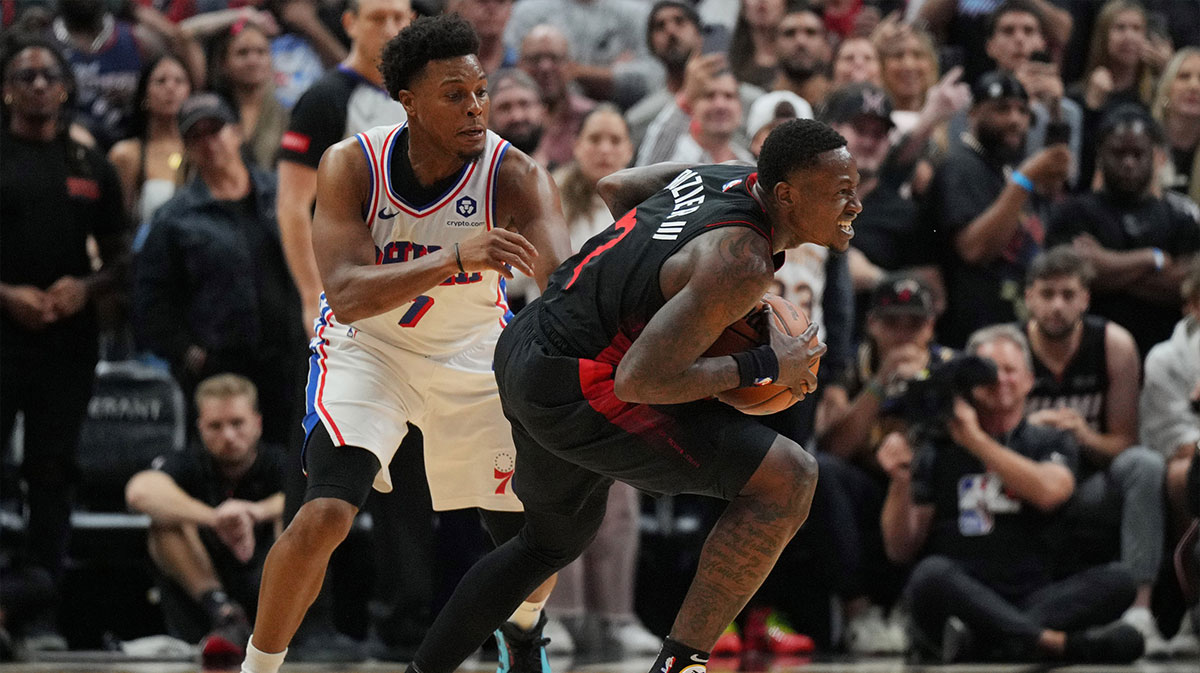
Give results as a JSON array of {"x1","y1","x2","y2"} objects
[{"x1": 7, "y1": 67, "x2": 65, "y2": 86}]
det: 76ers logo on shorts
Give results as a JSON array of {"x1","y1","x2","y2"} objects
[
  {"x1": 456, "y1": 196, "x2": 477, "y2": 218},
  {"x1": 494, "y1": 451, "x2": 515, "y2": 495}
]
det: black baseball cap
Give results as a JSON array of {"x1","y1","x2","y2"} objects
[
  {"x1": 177, "y1": 93, "x2": 236, "y2": 138},
  {"x1": 971, "y1": 70, "x2": 1028, "y2": 106},
  {"x1": 821, "y1": 83, "x2": 895, "y2": 128},
  {"x1": 870, "y1": 276, "x2": 935, "y2": 317}
]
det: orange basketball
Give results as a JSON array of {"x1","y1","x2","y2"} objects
[{"x1": 703, "y1": 293, "x2": 820, "y2": 415}]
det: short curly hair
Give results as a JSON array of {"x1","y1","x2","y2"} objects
[
  {"x1": 381, "y1": 14, "x2": 480, "y2": 99},
  {"x1": 756, "y1": 119, "x2": 847, "y2": 189}
]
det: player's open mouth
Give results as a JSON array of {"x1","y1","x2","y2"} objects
[
  {"x1": 838, "y1": 219, "x2": 855, "y2": 237},
  {"x1": 459, "y1": 127, "x2": 485, "y2": 138}
]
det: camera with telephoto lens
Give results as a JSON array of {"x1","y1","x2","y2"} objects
[{"x1": 895, "y1": 355, "x2": 999, "y2": 443}]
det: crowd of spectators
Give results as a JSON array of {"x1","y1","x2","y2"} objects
[{"x1": 1, "y1": 0, "x2": 1199, "y2": 665}]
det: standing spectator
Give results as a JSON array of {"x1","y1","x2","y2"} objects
[
  {"x1": 447, "y1": 0, "x2": 516, "y2": 74},
  {"x1": 1019, "y1": 247, "x2": 1167, "y2": 655},
  {"x1": 1045, "y1": 105, "x2": 1200, "y2": 357},
  {"x1": 728, "y1": 0, "x2": 785, "y2": 90},
  {"x1": 625, "y1": 1, "x2": 763, "y2": 152},
  {"x1": 487, "y1": 68, "x2": 547, "y2": 159},
  {"x1": 880, "y1": 325, "x2": 1142, "y2": 664},
  {"x1": 831, "y1": 36, "x2": 881, "y2": 88},
  {"x1": 516, "y1": 25, "x2": 595, "y2": 171},
  {"x1": 277, "y1": 0, "x2": 413, "y2": 332},
  {"x1": 125, "y1": 374, "x2": 284, "y2": 665},
  {"x1": 51, "y1": 0, "x2": 166, "y2": 149},
  {"x1": 1070, "y1": 0, "x2": 1173, "y2": 188},
  {"x1": 1141, "y1": 259, "x2": 1200, "y2": 657},
  {"x1": 210, "y1": 19, "x2": 289, "y2": 171},
  {"x1": 0, "y1": 36, "x2": 129, "y2": 651},
  {"x1": 1153, "y1": 48, "x2": 1200, "y2": 203},
  {"x1": 503, "y1": 0, "x2": 656, "y2": 106},
  {"x1": 108, "y1": 54, "x2": 191, "y2": 227},
  {"x1": 917, "y1": 0, "x2": 1072, "y2": 85},
  {"x1": 133, "y1": 93, "x2": 305, "y2": 449},
  {"x1": 925, "y1": 71, "x2": 1070, "y2": 347},
  {"x1": 769, "y1": 0, "x2": 831, "y2": 107}
]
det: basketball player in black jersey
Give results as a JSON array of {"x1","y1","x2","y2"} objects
[
  {"x1": 239, "y1": 15, "x2": 572, "y2": 673},
  {"x1": 1021, "y1": 246, "x2": 1167, "y2": 651},
  {"x1": 402, "y1": 118, "x2": 860, "y2": 673}
]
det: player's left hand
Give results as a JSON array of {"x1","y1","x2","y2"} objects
[
  {"x1": 458, "y1": 228, "x2": 538, "y2": 279},
  {"x1": 46, "y1": 275, "x2": 88, "y2": 319}
]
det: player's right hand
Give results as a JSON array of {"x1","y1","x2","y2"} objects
[
  {"x1": 0, "y1": 284, "x2": 57, "y2": 330},
  {"x1": 457, "y1": 228, "x2": 538, "y2": 280},
  {"x1": 769, "y1": 318, "x2": 826, "y2": 397}
]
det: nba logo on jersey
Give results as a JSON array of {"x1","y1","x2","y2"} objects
[{"x1": 456, "y1": 196, "x2": 477, "y2": 218}]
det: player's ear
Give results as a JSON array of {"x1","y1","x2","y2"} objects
[
  {"x1": 397, "y1": 89, "x2": 416, "y2": 117},
  {"x1": 772, "y1": 177, "x2": 796, "y2": 210}
]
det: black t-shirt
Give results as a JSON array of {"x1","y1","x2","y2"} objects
[
  {"x1": 911, "y1": 419, "x2": 1078, "y2": 598},
  {"x1": 1045, "y1": 191, "x2": 1200, "y2": 356},
  {"x1": 925, "y1": 141, "x2": 1046, "y2": 348},
  {"x1": 0, "y1": 130, "x2": 126, "y2": 359},
  {"x1": 278, "y1": 66, "x2": 406, "y2": 169},
  {"x1": 150, "y1": 443, "x2": 284, "y2": 570},
  {"x1": 1169, "y1": 145, "x2": 1195, "y2": 197},
  {"x1": 539, "y1": 164, "x2": 781, "y2": 358}
]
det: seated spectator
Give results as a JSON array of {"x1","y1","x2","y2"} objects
[
  {"x1": 625, "y1": 0, "x2": 763, "y2": 151},
  {"x1": 880, "y1": 325, "x2": 1143, "y2": 664},
  {"x1": 816, "y1": 275, "x2": 954, "y2": 654},
  {"x1": 516, "y1": 24, "x2": 595, "y2": 170},
  {"x1": 1045, "y1": 105, "x2": 1200, "y2": 357},
  {"x1": 925, "y1": 71, "x2": 1070, "y2": 347},
  {"x1": 728, "y1": 0, "x2": 786, "y2": 90},
  {"x1": 637, "y1": 68, "x2": 752, "y2": 165},
  {"x1": 1018, "y1": 246, "x2": 1167, "y2": 654},
  {"x1": 1069, "y1": 0, "x2": 1172, "y2": 188},
  {"x1": 209, "y1": 19, "x2": 289, "y2": 171},
  {"x1": 133, "y1": 94, "x2": 306, "y2": 447},
  {"x1": 1153, "y1": 48, "x2": 1200, "y2": 203},
  {"x1": 769, "y1": 0, "x2": 831, "y2": 107},
  {"x1": 1, "y1": 35, "x2": 129, "y2": 653},
  {"x1": 125, "y1": 374, "x2": 284, "y2": 666},
  {"x1": 51, "y1": 0, "x2": 168, "y2": 149},
  {"x1": 872, "y1": 17, "x2": 939, "y2": 135},
  {"x1": 831, "y1": 35, "x2": 881, "y2": 88},
  {"x1": 108, "y1": 54, "x2": 191, "y2": 228},
  {"x1": 503, "y1": 0, "x2": 655, "y2": 106},
  {"x1": 447, "y1": 0, "x2": 516, "y2": 74},
  {"x1": 487, "y1": 68, "x2": 547, "y2": 159},
  {"x1": 1141, "y1": 258, "x2": 1200, "y2": 656}
]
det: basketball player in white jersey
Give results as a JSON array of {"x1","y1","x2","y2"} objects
[{"x1": 240, "y1": 15, "x2": 572, "y2": 673}]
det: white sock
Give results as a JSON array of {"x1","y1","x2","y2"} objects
[
  {"x1": 241, "y1": 637, "x2": 287, "y2": 673},
  {"x1": 508, "y1": 599, "x2": 547, "y2": 631}
]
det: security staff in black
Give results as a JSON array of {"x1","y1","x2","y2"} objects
[{"x1": 405, "y1": 119, "x2": 860, "y2": 673}]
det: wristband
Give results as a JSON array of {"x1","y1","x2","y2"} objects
[
  {"x1": 1151, "y1": 247, "x2": 1165, "y2": 271},
  {"x1": 731, "y1": 345, "x2": 780, "y2": 388},
  {"x1": 454, "y1": 242, "x2": 465, "y2": 274},
  {"x1": 1011, "y1": 170, "x2": 1035, "y2": 193}
]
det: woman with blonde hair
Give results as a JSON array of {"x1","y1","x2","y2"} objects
[
  {"x1": 873, "y1": 21, "x2": 938, "y2": 134},
  {"x1": 1152, "y1": 47, "x2": 1200, "y2": 203}
]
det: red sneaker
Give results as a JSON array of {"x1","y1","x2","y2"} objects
[
  {"x1": 743, "y1": 607, "x2": 814, "y2": 656},
  {"x1": 200, "y1": 631, "x2": 245, "y2": 671},
  {"x1": 711, "y1": 623, "x2": 743, "y2": 657}
]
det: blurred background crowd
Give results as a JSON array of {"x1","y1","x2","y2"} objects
[{"x1": 1, "y1": 0, "x2": 1199, "y2": 666}]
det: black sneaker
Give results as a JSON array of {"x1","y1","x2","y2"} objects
[
  {"x1": 940, "y1": 616, "x2": 974, "y2": 664},
  {"x1": 291, "y1": 629, "x2": 364, "y2": 663},
  {"x1": 494, "y1": 612, "x2": 551, "y2": 673},
  {"x1": 1065, "y1": 621, "x2": 1145, "y2": 663}
]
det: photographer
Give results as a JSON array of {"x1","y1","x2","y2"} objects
[{"x1": 879, "y1": 325, "x2": 1142, "y2": 663}]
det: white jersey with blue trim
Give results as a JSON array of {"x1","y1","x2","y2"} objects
[{"x1": 345, "y1": 123, "x2": 513, "y2": 365}]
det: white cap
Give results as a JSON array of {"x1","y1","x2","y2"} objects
[{"x1": 745, "y1": 90, "x2": 814, "y2": 137}]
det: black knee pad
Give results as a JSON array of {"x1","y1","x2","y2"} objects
[{"x1": 303, "y1": 424, "x2": 381, "y2": 510}]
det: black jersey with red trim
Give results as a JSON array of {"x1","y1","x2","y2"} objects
[{"x1": 538, "y1": 164, "x2": 779, "y2": 359}]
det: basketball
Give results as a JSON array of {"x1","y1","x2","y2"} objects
[{"x1": 704, "y1": 294, "x2": 819, "y2": 415}]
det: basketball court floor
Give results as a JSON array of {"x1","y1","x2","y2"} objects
[{"x1": 3, "y1": 653, "x2": 1198, "y2": 673}]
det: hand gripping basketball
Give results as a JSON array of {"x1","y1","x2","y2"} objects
[{"x1": 704, "y1": 294, "x2": 825, "y2": 415}]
